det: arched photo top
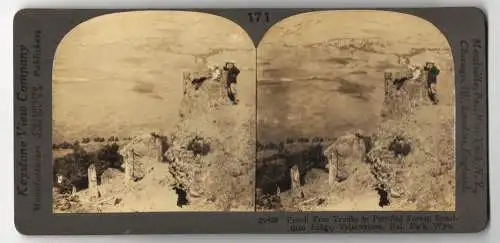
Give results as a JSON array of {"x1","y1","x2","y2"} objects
[
  {"x1": 257, "y1": 10, "x2": 454, "y2": 73},
  {"x1": 53, "y1": 11, "x2": 255, "y2": 82},
  {"x1": 54, "y1": 10, "x2": 254, "y2": 63}
]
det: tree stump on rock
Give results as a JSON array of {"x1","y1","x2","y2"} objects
[{"x1": 382, "y1": 67, "x2": 430, "y2": 119}]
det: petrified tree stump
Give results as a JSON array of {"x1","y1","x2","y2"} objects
[
  {"x1": 124, "y1": 148, "x2": 135, "y2": 184},
  {"x1": 324, "y1": 132, "x2": 367, "y2": 186},
  {"x1": 384, "y1": 72, "x2": 393, "y2": 98},
  {"x1": 420, "y1": 70, "x2": 430, "y2": 102},
  {"x1": 87, "y1": 164, "x2": 99, "y2": 198},
  {"x1": 328, "y1": 152, "x2": 336, "y2": 186},
  {"x1": 382, "y1": 66, "x2": 431, "y2": 119},
  {"x1": 155, "y1": 136, "x2": 163, "y2": 163},
  {"x1": 290, "y1": 165, "x2": 301, "y2": 192}
]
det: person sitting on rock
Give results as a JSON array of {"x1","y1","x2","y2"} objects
[
  {"x1": 223, "y1": 61, "x2": 240, "y2": 105},
  {"x1": 424, "y1": 61, "x2": 440, "y2": 104}
]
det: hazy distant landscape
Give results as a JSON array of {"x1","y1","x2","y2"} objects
[{"x1": 53, "y1": 11, "x2": 256, "y2": 143}]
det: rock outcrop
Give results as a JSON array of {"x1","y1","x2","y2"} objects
[
  {"x1": 364, "y1": 66, "x2": 429, "y2": 198},
  {"x1": 118, "y1": 133, "x2": 167, "y2": 182},
  {"x1": 165, "y1": 67, "x2": 255, "y2": 211},
  {"x1": 317, "y1": 62, "x2": 454, "y2": 210}
]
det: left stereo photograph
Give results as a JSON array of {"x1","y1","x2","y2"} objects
[{"x1": 51, "y1": 11, "x2": 257, "y2": 213}]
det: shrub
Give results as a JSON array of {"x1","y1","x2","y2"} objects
[
  {"x1": 96, "y1": 143, "x2": 123, "y2": 169},
  {"x1": 58, "y1": 141, "x2": 73, "y2": 149},
  {"x1": 187, "y1": 136, "x2": 211, "y2": 156}
]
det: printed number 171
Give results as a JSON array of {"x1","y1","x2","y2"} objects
[{"x1": 248, "y1": 12, "x2": 270, "y2": 23}]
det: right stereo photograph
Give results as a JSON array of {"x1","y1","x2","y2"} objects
[{"x1": 255, "y1": 10, "x2": 456, "y2": 212}]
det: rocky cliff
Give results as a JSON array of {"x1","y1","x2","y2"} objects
[{"x1": 165, "y1": 68, "x2": 256, "y2": 211}]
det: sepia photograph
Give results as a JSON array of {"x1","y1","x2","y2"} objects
[
  {"x1": 256, "y1": 10, "x2": 455, "y2": 212},
  {"x1": 52, "y1": 11, "x2": 256, "y2": 213}
]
